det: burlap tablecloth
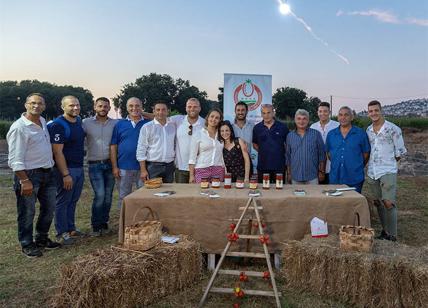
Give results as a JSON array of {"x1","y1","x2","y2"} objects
[{"x1": 119, "y1": 184, "x2": 370, "y2": 253}]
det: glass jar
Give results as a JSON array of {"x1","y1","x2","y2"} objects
[
  {"x1": 249, "y1": 175, "x2": 258, "y2": 190},
  {"x1": 211, "y1": 177, "x2": 221, "y2": 188},
  {"x1": 224, "y1": 173, "x2": 232, "y2": 189},
  {"x1": 200, "y1": 177, "x2": 210, "y2": 189},
  {"x1": 236, "y1": 177, "x2": 244, "y2": 189},
  {"x1": 262, "y1": 173, "x2": 270, "y2": 190},
  {"x1": 276, "y1": 173, "x2": 283, "y2": 189}
]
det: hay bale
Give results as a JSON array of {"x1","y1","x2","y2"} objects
[
  {"x1": 281, "y1": 235, "x2": 428, "y2": 308},
  {"x1": 51, "y1": 236, "x2": 202, "y2": 308}
]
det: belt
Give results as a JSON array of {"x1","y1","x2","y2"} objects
[
  {"x1": 30, "y1": 167, "x2": 52, "y2": 173},
  {"x1": 88, "y1": 159, "x2": 111, "y2": 164}
]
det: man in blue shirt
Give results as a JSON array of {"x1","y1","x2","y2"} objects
[
  {"x1": 110, "y1": 97, "x2": 150, "y2": 208},
  {"x1": 49, "y1": 95, "x2": 86, "y2": 245},
  {"x1": 286, "y1": 109, "x2": 326, "y2": 184},
  {"x1": 252, "y1": 104, "x2": 289, "y2": 183},
  {"x1": 326, "y1": 106, "x2": 370, "y2": 193}
]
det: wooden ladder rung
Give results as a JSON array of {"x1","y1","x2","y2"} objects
[
  {"x1": 210, "y1": 287, "x2": 281, "y2": 297},
  {"x1": 226, "y1": 251, "x2": 266, "y2": 258},
  {"x1": 218, "y1": 269, "x2": 272, "y2": 277},
  {"x1": 238, "y1": 234, "x2": 262, "y2": 239},
  {"x1": 239, "y1": 206, "x2": 263, "y2": 210},
  {"x1": 227, "y1": 218, "x2": 252, "y2": 221}
]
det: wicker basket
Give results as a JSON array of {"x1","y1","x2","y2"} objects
[
  {"x1": 145, "y1": 177, "x2": 163, "y2": 189},
  {"x1": 339, "y1": 213, "x2": 374, "y2": 253},
  {"x1": 124, "y1": 206, "x2": 162, "y2": 251}
]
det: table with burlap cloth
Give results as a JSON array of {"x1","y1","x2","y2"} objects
[{"x1": 119, "y1": 184, "x2": 370, "y2": 253}]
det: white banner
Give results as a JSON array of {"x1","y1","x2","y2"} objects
[
  {"x1": 223, "y1": 73, "x2": 272, "y2": 170},
  {"x1": 223, "y1": 73, "x2": 272, "y2": 123}
]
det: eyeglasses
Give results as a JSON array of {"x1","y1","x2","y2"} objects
[{"x1": 188, "y1": 125, "x2": 193, "y2": 136}]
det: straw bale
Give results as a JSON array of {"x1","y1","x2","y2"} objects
[
  {"x1": 51, "y1": 236, "x2": 202, "y2": 308},
  {"x1": 281, "y1": 235, "x2": 428, "y2": 308}
]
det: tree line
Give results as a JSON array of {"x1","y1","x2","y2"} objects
[{"x1": 0, "y1": 74, "x2": 322, "y2": 120}]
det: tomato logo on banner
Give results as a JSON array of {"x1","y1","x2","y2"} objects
[{"x1": 233, "y1": 79, "x2": 263, "y2": 111}]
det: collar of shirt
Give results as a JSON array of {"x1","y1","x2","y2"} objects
[
  {"x1": 153, "y1": 118, "x2": 170, "y2": 127},
  {"x1": 126, "y1": 115, "x2": 143, "y2": 128},
  {"x1": 21, "y1": 113, "x2": 43, "y2": 127},
  {"x1": 92, "y1": 115, "x2": 113, "y2": 123}
]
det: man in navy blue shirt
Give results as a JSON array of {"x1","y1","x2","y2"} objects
[
  {"x1": 252, "y1": 104, "x2": 289, "y2": 183},
  {"x1": 326, "y1": 106, "x2": 371, "y2": 193},
  {"x1": 49, "y1": 95, "x2": 86, "y2": 245},
  {"x1": 110, "y1": 97, "x2": 150, "y2": 208}
]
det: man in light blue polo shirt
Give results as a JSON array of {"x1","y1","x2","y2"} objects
[
  {"x1": 326, "y1": 106, "x2": 370, "y2": 193},
  {"x1": 110, "y1": 97, "x2": 150, "y2": 207}
]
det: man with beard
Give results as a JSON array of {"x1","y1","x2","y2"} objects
[
  {"x1": 82, "y1": 97, "x2": 118, "y2": 236},
  {"x1": 169, "y1": 98, "x2": 204, "y2": 183},
  {"x1": 7, "y1": 93, "x2": 61, "y2": 257},
  {"x1": 232, "y1": 101, "x2": 254, "y2": 174},
  {"x1": 48, "y1": 95, "x2": 86, "y2": 245}
]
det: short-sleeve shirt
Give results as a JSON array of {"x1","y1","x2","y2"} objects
[
  {"x1": 48, "y1": 116, "x2": 85, "y2": 168},
  {"x1": 82, "y1": 116, "x2": 118, "y2": 161},
  {"x1": 111, "y1": 118, "x2": 150, "y2": 170},
  {"x1": 326, "y1": 125, "x2": 371, "y2": 186},
  {"x1": 366, "y1": 120, "x2": 407, "y2": 180},
  {"x1": 233, "y1": 120, "x2": 254, "y2": 154},
  {"x1": 252, "y1": 120, "x2": 289, "y2": 172}
]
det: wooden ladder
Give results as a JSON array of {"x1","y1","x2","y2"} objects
[{"x1": 199, "y1": 197, "x2": 282, "y2": 307}]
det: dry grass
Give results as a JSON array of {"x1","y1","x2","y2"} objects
[{"x1": 0, "y1": 173, "x2": 427, "y2": 307}]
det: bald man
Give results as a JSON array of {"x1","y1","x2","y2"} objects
[
  {"x1": 110, "y1": 97, "x2": 150, "y2": 208},
  {"x1": 48, "y1": 95, "x2": 86, "y2": 245}
]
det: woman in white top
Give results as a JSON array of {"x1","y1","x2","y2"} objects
[{"x1": 188, "y1": 109, "x2": 225, "y2": 183}]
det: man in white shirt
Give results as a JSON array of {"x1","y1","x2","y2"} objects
[
  {"x1": 310, "y1": 102, "x2": 339, "y2": 184},
  {"x1": 232, "y1": 101, "x2": 254, "y2": 174},
  {"x1": 7, "y1": 93, "x2": 61, "y2": 258},
  {"x1": 137, "y1": 101, "x2": 176, "y2": 183},
  {"x1": 366, "y1": 100, "x2": 407, "y2": 242},
  {"x1": 169, "y1": 98, "x2": 204, "y2": 183}
]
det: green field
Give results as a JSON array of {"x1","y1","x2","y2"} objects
[{"x1": 0, "y1": 175, "x2": 427, "y2": 307}]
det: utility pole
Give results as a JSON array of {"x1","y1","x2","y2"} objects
[{"x1": 330, "y1": 95, "x2": 333, "y2": 116}]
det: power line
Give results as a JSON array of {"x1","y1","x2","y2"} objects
[{"x1": 331, "y1": 93, "x2": 428, "y2": 101}]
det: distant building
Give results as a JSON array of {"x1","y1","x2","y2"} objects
[{"x1": 358, "y1": 98, "x2": 428, "y2": 117}]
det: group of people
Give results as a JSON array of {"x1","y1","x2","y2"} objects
[{"x1": 7, "y1": 92, "x2": 406, "y2": 258}]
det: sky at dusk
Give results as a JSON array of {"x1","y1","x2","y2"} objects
[{"x1": 1, "y1": 0, "x2": 427, "y2": 114}]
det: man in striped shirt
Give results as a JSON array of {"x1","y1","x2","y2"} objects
[{"x1": 286, "y1": 109, "x2": 326, "y2": 184}]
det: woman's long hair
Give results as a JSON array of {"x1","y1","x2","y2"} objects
[{"x1": 218, "y1": 120, "x2": 236, "y2": 143}]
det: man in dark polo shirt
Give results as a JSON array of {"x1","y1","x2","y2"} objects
[
  {"x1": 83, "y1": 97, "x2": 118, "y2": 236},
  {"x1": 252, "y1": 104, "x2": 289, "y2": 183},
  {"x1": 48, "y1": 95, "x2": 86, "y2": 245}
]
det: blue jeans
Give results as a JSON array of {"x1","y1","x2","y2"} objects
[
  {"x1": 14, "y1": 168, "x2": 57, "y2": 247},
  {"x1": 54, "y1": 167, "x2": 84, "y2": 236},
  {"x1": 117, "y1": 169, "x2": 143, "y2": 208},
  {"x1": 88, "y1": 162, "x2": 115, "y2": 231}
]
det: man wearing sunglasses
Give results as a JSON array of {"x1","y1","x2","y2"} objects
[{"x1": 169, "y1": 98, "x2": 204, "y2": 183}]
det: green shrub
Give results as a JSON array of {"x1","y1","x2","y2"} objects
[{"x1": 0, "y1": 120, "x2": 12, "y2": 139}]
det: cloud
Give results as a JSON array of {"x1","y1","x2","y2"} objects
[
  {"x1": 337, "y1": 9, "x2": 428, "y2": 27},
  {"x1": 406, "y1": 17, "x2": 428, "y2": 27},
  {"x1": 342, "y1": 10, "x2": 400, "y2": 24}
]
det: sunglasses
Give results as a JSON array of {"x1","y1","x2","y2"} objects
[{"x1": 188, "y1": 125, "x2": 193, "y2": 136}]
